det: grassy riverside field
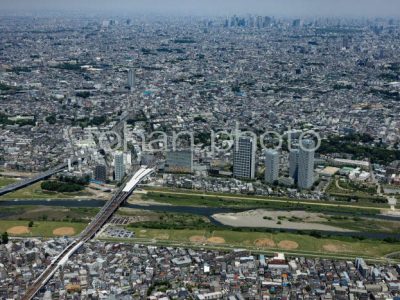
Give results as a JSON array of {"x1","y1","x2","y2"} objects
[
  {"x1": 138, "y1": 187, "x2": 388, "y2": 214},
  {"x1": 118, "y1": 226, "x2": 400, "y2": 260},
  {"x1": 0, "y1": 181, "x2": 94, "y2": 200},
  {"x1": 0, "y1": 206, "x2": 100, "y2": 222},
  {"x1": 0, "y1": 220, "x2": 87, "y2": 237},
  {"x1": 0, "y1": 176, "x2": 17, "y2": 188},
  {"x1": 1, "y1": 181, "x2": 399, "y2": 260},
  {"x1": 133, "y1": 189, "x2": 400, "y2": 233},
  {"x1": 125, "y1": 206, "x2": 400, "y2": 234},
  {"x1": 325, "y1": 179, "x2": 387, "y2": 204}
]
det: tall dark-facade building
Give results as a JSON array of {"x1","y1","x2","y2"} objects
[
  {"x1": 233, "y1": 137, "x2": 256, "y2": 179},
  {"x1": 94, "y1": 165, "x2": 107, "y2": 183}
]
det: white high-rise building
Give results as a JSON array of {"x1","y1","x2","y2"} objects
[
  {"x1": 114, "y1": 152, "x2": 125, "y2": 182},
  {"x1": 125, "y1": 152, "x2": 132, "y2": 167},
  {"x1": 264, "y1": 149, "x2": 279, "y2": 184},
  {"x1": 289, "y1": 149, "x2": 299, "y2": 183},
  {"x1": 127, "y1": 68, "x2": 135, "y2": 90},
  {"x1": 298, "y1": 139, "x2": 315, "y2": 189},
  {"x1": 233, "y1": 137, "x2": 256, "y2": 179}
]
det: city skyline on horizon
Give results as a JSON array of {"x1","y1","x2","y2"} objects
[{"x1": 1, "y1": 0, "x2": 400, "y2": 18}]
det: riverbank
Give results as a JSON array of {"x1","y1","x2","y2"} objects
[
  {"x1": 2, "y1": 199, "x2": 400, "y2": 238},
  {"x1": 141, "y1": 188, "x2": 386, "y2": 215},
  {"x1": 212, "y1": 210, "x2": 354, "y2": 232},
  {"x1": 118, "y1": 226, "x2": 400, "y2": 260}
]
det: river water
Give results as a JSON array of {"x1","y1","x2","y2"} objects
[{"x1": 1, "y1": 199, "x2": 400, "y2": 240}]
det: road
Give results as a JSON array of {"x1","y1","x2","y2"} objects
[
  {"x1": 21, "y1": 166, "x2": 154, "y2": 300},
  {"x1": 0, "y1": 162, "x2": 72, "y2": 196},
  {"x1": 99, "y1": 236, "x2": 398, "y2": 264}
]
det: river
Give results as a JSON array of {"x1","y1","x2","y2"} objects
[{"x1": 1, "y1": 198, "x2": 400, "y2": 240}]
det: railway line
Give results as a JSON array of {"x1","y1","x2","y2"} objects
[{"x1": 21, "y1": 166, "x2": 155, "y2": 300}]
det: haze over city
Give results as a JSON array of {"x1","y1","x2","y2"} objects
[{"x1": 1, "y1": 0, "x2": 400, "y2": 17}]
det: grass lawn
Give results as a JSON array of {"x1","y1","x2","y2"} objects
[
  {"x1": 140, "y1": 189, "x2": 382, "y2": 215},
  {"x1": 134, "y1": 227, "x2": 207, "y2": 241},
  {"x1": 0, "y1": 181, "x2": 93, "y2": 200},
  {"x1": 0, "y1": 205, "x2": 100, "y2": 222},
  {"x1": 144, "y1": 186, "x2": 382, "y2": 204},
  {"x1": 325, "y1": 179, "x2": 386, "y2": 204},
  {"x1": 0, "y1": 220, "x2": 87, "y2": 237},
  {"x1": 323, "y1": 217, "x2": 400, "y2": 233},
  {"x1": 126, "y1": 226, "x2": 400, "y2": 259},
  {"x1": 0, "y1": 177, "x2": 17, "y2": 188}
]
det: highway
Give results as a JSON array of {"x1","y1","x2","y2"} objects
[
  {"x1": 0, "y1": 162, "x2": 72, "y2": 197},
  {"x1": 21, "y1": 166, "x2": 154, "y2": 300}
]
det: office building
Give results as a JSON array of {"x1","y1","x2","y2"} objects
[
  {"x1": 355, "y1": 258, "x2": 370, "y2": 278},
  {"x1": 298, "y1": 139, "x2": 315, "y2": 189},
  {"x1": 94, "y1": 165, "x2": 107, "y2": 183},
  {"x1": 127, "y1": 68, "x2": 135, "y2": 90},
  {"x1": 114, "y1": 152, "x2": 125, "y2": 182},
  {"x1": 233, "y1": 137, "x2": 256, "y2": 179},
  {"x1": 264, "y1": 149, "x2": 279, "y2": 184},
  {"x1": 165, "y1": 150, "x2": 193, "y2": 173},
  {"x1": 289, "y1": 149, "x2": 299, "y2": 183}
]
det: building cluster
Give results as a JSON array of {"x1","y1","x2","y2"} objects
[
  {"x1": 1, "y1": 15, "x2": 400, "y2": 190},
  {"x1": 161, "y1": 173, "x2": 323, "y2": 200},
  {"x1": 2, "y1": 239, "x2": 400, "y2": 299},
  {"x1": 0, "y1": 238, "x2": 72, "y2": 297},
  {"x1": 232, "y1": 137, "x2": 316, "y2": 190}
]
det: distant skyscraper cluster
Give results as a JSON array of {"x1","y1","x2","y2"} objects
[
  {"x1": 224, "y1": 15, "x2": 273, "y2": 29},
  {"x1": 222, "y1": 15, "x2": 309, "y2": 30}
]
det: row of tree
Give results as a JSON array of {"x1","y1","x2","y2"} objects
[
  {"x1": 319, "y1": 133, "x2": 400, "y2": 165},
  {"x1": 58, "y1": 175, "x2": 90, "y2": 186},
  {"x1": 41, "y1": 181, "x2": 84, "y2": 193}
]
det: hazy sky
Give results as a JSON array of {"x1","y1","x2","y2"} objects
[{"x1": 2, "y1": 0, "x2": 400, "y2": 17}]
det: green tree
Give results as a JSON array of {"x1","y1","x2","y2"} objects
[
  {"x1": 45, "y1": 114, "x2": 57, "y2": 125},
  {"x1": 1, "y1": 232, "x2": 9, "y2": 244}
]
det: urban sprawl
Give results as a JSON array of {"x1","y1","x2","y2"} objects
[{"x1": 1, "y1": 13, "x2": 400, "y2": 299}]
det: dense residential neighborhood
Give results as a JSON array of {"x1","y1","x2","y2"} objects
[
  {"x1": 1, "y1": 2, "x2": 400, "y2": 299},
  {"x1": 2, "y1": 239, "x2": 400, "y2": 299}
]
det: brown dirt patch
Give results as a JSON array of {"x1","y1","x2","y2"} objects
[
  {"x1": 53, "y1": 227, "x2": 75, "y2": 236},
  {"x1": 155, "y1": 233, "x2": 169, "y2": 240},
  {"x1": 323, "y1": 243, "x2": 347, "y2": 252},
  {"x1": 254, "y1": 238, "x2": 276, "y2": 248},
  {"x1": 278, "y1": 240, "x2": 299, "y2": 250},
  {"x1": 7, "y1": 226, "x2": 30, "y2": 235},
  {"x1": 190, "y1": 235, "x2": 206, "y2": 243},
  {"x1": 207, "y1": 237, "x2": 226, "y2": 244}
]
